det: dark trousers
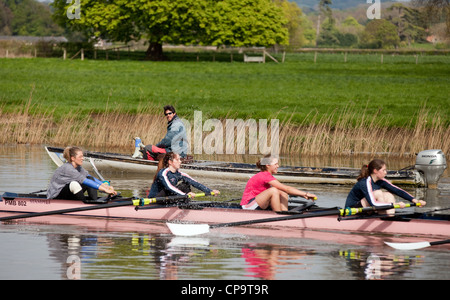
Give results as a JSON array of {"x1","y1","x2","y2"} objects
[
  {"x1": 55, "y1": 183, "x2": 98, "y2": 201},
  {"x1": 152, "y1": 182, "x2": 191, "y2": 198}
]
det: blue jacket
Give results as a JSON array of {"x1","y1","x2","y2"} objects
[
  {"x1": 148, "y1": 168, "x2": 211, "y2": 197},
  {"x1": 345, "y1": 176, "x2": 414, "y2": 208},
  {"x1": 156, "y1": 115, "x2": 188, "y2": 157}
]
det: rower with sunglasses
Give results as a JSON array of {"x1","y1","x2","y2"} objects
[{"x1": 137, "y1": 105, "x2": 188, "y2": 161}]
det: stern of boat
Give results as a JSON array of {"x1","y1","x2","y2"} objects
[{"x1": 45, "y1": 146, "x2": 65, "y2": 167}]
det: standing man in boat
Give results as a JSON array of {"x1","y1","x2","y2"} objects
[
  {"x1": 47, "y1": 146, "x2": 117, "y2": 201},
  {"x1": 345, "y1": 159, "x2": 426, "y2": 214},
  {"x1": 137, "y1": 105, "x2": 188, "y2": 160},
  {"x1": 241, "y1": 155, "x2": 317, "y2": 211},
  {"x1": 148, "y1": 152, "x2": 219, "y2": 198}
]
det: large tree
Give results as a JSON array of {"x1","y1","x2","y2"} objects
[
  {"x1": 412, "y1": 0, "x2": 449, "y2": 37},
  {"x1": 387, "y1": 3, "x2": 427, "y2": 45},
  {"x1": 52, "y1": 0, "x2": 289, "y2": 60},
  {"x1": 360, "y1": 19, "x2": 400, "y2": 49},
  {"x1": 274, "y1": 0, "x2": 309, "y2": 49}
]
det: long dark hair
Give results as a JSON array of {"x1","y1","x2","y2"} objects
[
  {"x1": 153, "y1": 152, "x2": 178, "y2": 181},
  {"x1": 357, "y1": 158, "x2": 386, "y2": 181}
]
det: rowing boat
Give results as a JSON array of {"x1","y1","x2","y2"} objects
[
  {"x1": 45, "y1": 146, "x2": 424, "y2": 186},
  {"x1": 2, "y1": 192, "x2": 449, "y2": 237}
]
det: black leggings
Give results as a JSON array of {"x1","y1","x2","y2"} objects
[
  {"x1": 55, "y1": 183, "x2": 98, "y2": 201},
  {"x1": 153, "y1": 182, "x2": 192, "y2": 198}
]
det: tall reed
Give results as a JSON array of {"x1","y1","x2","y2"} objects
[
  {"x1": 278, "y1": 104, "x2": 449, "y2": 157},
  {"x1": 0, "y1": 100, "x2": 448, "y2": 157},
  {"x1": 47, "y1": 103, "x2": 166, "y2": 149}
]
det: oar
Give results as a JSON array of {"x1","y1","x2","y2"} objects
[
  {"x1": 384, "y1": 239, "x2": 450, "y2": 250},
  {"x1": 89, "y1": 157, "x2": 106, "y2": 182},
  {"x1": 0, "y1": 192, "x2": 213, "y2": 222},
  {"x1": 167, "y1": 203, "x2": 420, "y2": 236}
]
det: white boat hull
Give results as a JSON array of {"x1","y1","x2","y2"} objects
[{"x1": 45, "y1": 146, "x2": 423, "y2": 186}]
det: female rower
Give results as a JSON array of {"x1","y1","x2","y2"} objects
[
  {"x1": 148, "y1": 152, "x2": 219, "y2": 198},
  {"x1": 47, "y1": 146, "x2": 117, "y2": 200},
  {"x1": 241, "y1": 155, "x2": 317, "y2": 211},
  {"x1": 345, "y1": 159, "x2": 426, "y2": 214}
]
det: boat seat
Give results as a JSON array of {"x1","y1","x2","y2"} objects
[{"x1": 82, "y1": 193, "x2": 121, "y2": 204}]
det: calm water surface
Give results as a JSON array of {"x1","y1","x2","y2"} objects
[{"x1": 0, "y1": 144, "x2": 449, "y2": 280}]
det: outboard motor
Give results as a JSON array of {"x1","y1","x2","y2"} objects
[{"x1": 415, "y1": 149, "x2": 447, "y2": 188}]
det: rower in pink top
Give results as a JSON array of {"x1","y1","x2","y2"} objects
[{"x1": 241, "y1": 155, "x2": 317, "y2": 211}]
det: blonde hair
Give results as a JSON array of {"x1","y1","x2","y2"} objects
[{"x1": 63, "y1": 146, "x2": 83, "y2": 163}]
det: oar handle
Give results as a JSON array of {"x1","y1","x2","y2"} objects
[
  {"x1": 135, "y1": 191, "x2": 217, "y2": 206},
  {"x1": 340, "y1": 202, "x2": 419, "y2": 216}
]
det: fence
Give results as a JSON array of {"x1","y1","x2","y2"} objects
[
  {"x1": 293, "y1": 48, "x2": 450, "y2": 64},
  {"x1": 1, "y1": 39, "x2": 449, "y2": 63}
]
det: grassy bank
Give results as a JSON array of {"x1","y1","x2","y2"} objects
[{"x1": 0, "y1": 54, "x2": 449, "y2": 156}]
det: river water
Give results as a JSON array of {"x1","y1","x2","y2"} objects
[{"x1": 0, "y1": 144, "x2": 449, "y2": 281}]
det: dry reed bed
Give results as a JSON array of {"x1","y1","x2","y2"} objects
[
  {"x1": 1, "y1": 101, "x2": 448, "y2": 157},
  {"x1": 280, "y1": 105, "x2": 450, "y2": 157}
]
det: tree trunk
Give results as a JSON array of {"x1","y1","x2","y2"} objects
[{"x1": 145, "y1": 42, "x2": 166, "y2": 61}]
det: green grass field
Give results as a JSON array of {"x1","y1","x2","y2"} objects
[{"x1": 0, "y1": 52, "x2": 449, "y2": 128}]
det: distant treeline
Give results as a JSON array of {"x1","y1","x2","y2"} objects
[
  {"x1": 0, "y1": 0, "x2": 64, "y2": 36},
  {"x1": 0, "y1": 0, "x2": 448, "y2": 53}
]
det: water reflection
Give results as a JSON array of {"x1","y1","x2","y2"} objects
[
  {"x1": 0, "y1": 144, "x2": 55, "y2": 193},
  {"x1": 241, "y1": 244, "x2": 311, "y2": 279},
  {"x1": 1, "y1": 221, "x2": 449, "y2": 280},
  {"x1": 338, "y1": 250, "x2": 423, "y2": 280}
]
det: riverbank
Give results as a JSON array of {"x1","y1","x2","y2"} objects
[
  {"x1": 0, "y1": 55, "x2": 448, "y2": 156},
  {"x1": 1, "y1": 99, "x2": 448, "y2": 157}
]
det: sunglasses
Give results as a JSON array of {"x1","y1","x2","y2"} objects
[{"x1": 164, "y1": 112, "x2": 174, "y2": 116}]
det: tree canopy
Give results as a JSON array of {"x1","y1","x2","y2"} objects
[
  {"x1": 0, "y1": 0, "x2": 63, "y2": 36},
  {"x1": 387, "y1": 3, "x2": 427, "y2": 45},
  {"x1": 360, "y1": 19, "x2": 400, "y2": 49},
  {"x1": 51, "y1": 0, "x2": 289, "y2": 60},
  {"x1": 413, "y1": 0, "x2": 449, "y2": 36}
]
